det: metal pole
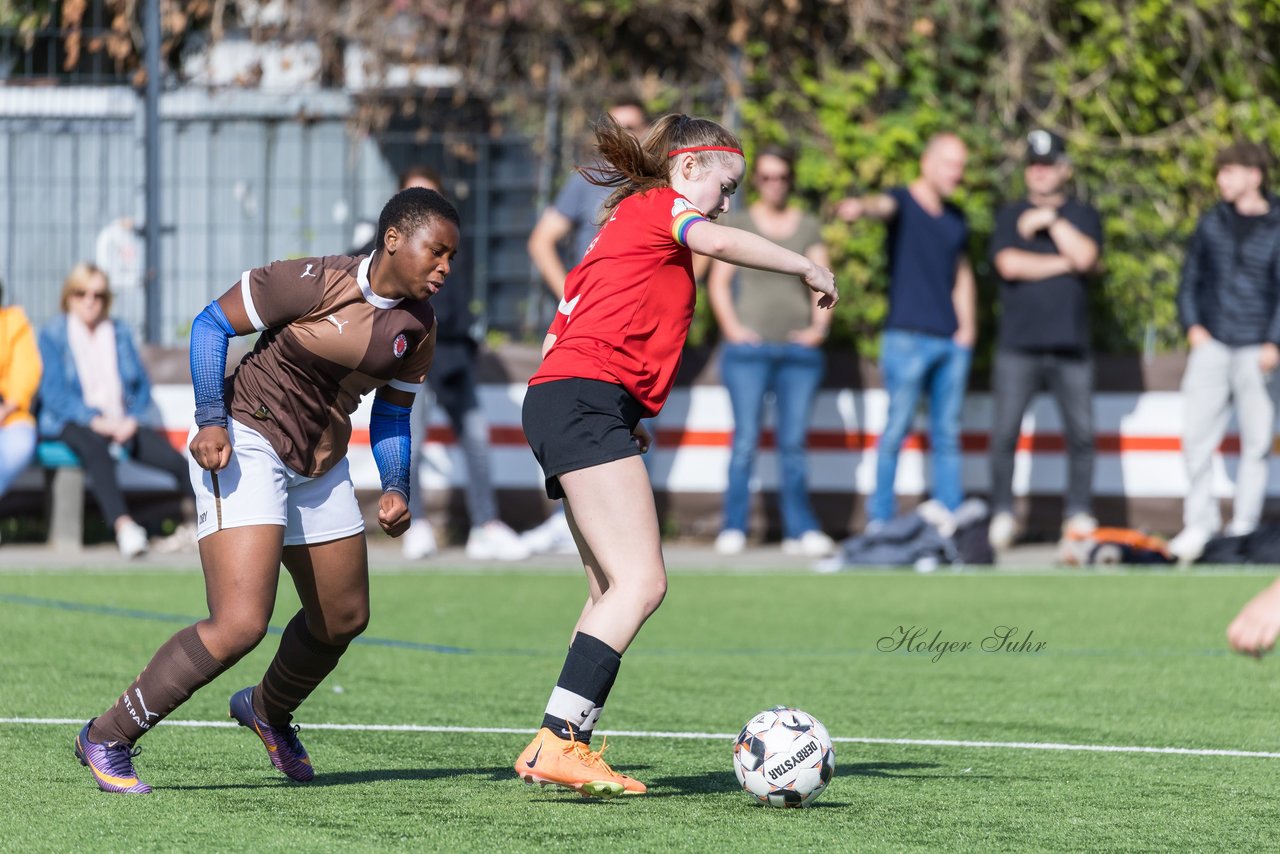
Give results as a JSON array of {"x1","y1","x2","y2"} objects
[
  {"x1": 523, "y1": 50, "x2": 562, "y2": 335},
  {"x1": 724, "y1": 44, "x2": 743, "y2": 134},
  {"x1": 143, "y1": 0, "x2": 162, "y2": 342}
]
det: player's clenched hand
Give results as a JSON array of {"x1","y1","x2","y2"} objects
[
  {"x1": 803, "y1": 263, "x2": 838, "y2": 309},
  {"x1": 379, "y1": 490, "x2": 411, "y2": 538},
  {"x1": 189, "y1": 425, "x2": 232, "y2": 472},
  {"x1": 631, "y1": 422, "x2": 652, "y2": 454},
  {"x1": 1227, "y1": 578, "x2": 1280, "y2": 658}
]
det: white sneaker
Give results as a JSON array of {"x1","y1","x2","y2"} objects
[
  {"x1": 116, "y1": 520, "x2": 149, "y2": 558},
  {"x1": 152, "y1": 521, "x2": 198, "y2": 554},
  {"x1": 467, "y1": 520, "x2": 532, "y2": 561},
  {"x1": 520, "y1": 511, "x2": 577, "y2": 555},
  {"x1": 1168, "y1": 526, "x2": 1212, "y2": 566},
  {"x1": 1062, "y1": 512, "x2": 1099, "y2": 540},
  {"x1": 714, "y1": 529, "x2": 746, "y2": 555},
  {"x1": 782, "y1": 530, "x2": 836, "y2": 558},
  {"x1": 1224, "y1": 520, "x2": 1255, "y2": 537},
  {"x1": 916, "y1": 499, "x2": 956, "y2": 536},
  {"x1": 401, "y1": 520, "x2": 438, "y2": 560},
  {"x1": 988, "y1": 512, "x2": 1018, "y2": 551}
]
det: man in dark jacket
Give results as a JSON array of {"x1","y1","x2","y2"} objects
[{"x1": 1172, "y1": 141, "x2": 1280, "y2": 563}]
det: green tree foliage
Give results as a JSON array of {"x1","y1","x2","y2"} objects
[
  {"x1": 10, "y1": 0, "x2": 1279, "y2": 356},
  {"x1": 734, "y1": 0, "x2": 1280, "y2": 355}
]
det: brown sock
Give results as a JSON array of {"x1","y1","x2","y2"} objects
[
  {"x1": 90, "y1": 625, "x2": 225, "y2": 745},
  {"x1": 252, "y1": 610, "x2": 349, "y2": 726}
]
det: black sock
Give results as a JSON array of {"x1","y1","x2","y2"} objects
[{"x1": 540, "y1": 632, "x2": 621, "y2": 744}]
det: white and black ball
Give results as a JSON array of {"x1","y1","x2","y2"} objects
[{"x1": 732, "y1": 706, "x2": 835, "y2": 807}]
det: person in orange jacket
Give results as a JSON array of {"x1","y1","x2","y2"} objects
[{"x1": 0, "y1": 277, "x2": 41, "y2": 521}]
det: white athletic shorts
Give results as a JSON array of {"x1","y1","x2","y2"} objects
[{"x1": 188, "y1": 419, "x2": 365, "y2": 546}]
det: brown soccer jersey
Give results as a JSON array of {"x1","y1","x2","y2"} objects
[{"x1": 225, "y1": 253, "x2": 436, "y2": 477}]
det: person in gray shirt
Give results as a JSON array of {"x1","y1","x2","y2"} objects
[
  {"x1": 523, "y1": 99, "x2": 650, "y2": 554},
  {"x1": 527, "y1": 100, "x2": 650, "y2": 299}
]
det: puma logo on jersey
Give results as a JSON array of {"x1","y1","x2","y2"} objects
[
  {"x1": 557, "y1": 295, "x2": 581, "y2": 316},
  {"x1": 325, "y1": 315, "x2": 349, "y2": 333},
  {"x1": 300, "y1": 264, "x2": 317, "y2": 278}
]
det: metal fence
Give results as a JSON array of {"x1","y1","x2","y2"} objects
[{"x1": 0, "y1": 86, "x2": 543, "y2": 345}]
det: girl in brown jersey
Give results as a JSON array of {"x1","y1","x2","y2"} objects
[{"x1": 74, "y1": 189, "x2": 459, "y2": 794}]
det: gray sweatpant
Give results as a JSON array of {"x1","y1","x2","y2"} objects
[
  {"x1": 405, "y1": 341, "x2": 498, "y2": 528},
  {"x1": 1180, "y1": 338, "x2": 1280, "y2": 534}
]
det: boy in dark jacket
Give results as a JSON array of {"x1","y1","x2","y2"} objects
[{"x1": 1172, "y1": 141, "x2": 1280, "y2": 563}]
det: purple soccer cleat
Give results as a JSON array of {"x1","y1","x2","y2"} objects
[
  {"x1": 228, "y1": 687, "x2": 314, "y2": 782},
  {"x1": 75, "y1": 720, "x2": 152, "y2": 794}
]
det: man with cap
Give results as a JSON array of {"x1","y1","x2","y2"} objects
[{"x1": 986, "y1": 129, "x2": 1103, "y2": 552}]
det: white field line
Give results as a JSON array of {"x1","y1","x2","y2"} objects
[{"x1": 4, "y1": 717, "x2": 1279, "y2": 759}]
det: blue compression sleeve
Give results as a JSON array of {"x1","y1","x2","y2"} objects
[
  {"x1": 190, "y1": 301, "x2": 236, "y2": 428},
  {"x1": 370, "y1": 396, "x2": 412, "y2": 499}
]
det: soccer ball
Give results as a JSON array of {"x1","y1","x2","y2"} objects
[{"x1": 732, "y1": 706, "x2": 836, "y2": 807}]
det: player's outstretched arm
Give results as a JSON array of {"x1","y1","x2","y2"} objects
[
  {"x1": 684, "y1": 221, "x2": 838, "y2": 308},
  {"x1": 1227, "y1": 577, "x2": 1280, "y2": 658},
  {"x1": 835, "y1": 193, "x2": 898, "y2": 223}
]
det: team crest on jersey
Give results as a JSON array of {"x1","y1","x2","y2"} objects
[
  {"x1": 671, "y1": 197, "x2": 700, "y2": 216},
  {"x1": 393, "y1": 333, "x2": 409, "y2": 358}
]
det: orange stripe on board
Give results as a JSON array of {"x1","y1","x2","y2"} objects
[{"x1": 168, "y1": 427, "x2": 1264, "y2": 455}]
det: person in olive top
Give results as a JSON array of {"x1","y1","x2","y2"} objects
[
  {"x1": 987, "y1": 130, "x2": 1103, "y2": 551},
  {"x1": 707, "y1": 146, "x2": 836, "y2": 558}
]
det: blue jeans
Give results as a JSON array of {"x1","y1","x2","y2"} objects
[
  {"x1": 720, "y1": 341, "x2": 825, "y2": 539},
  {"x1": 871, "y1": 329, "x2": 972, "y2": 522},
  {"x1": 0, "y1": 421, "x2": 36, "y2": 499}
]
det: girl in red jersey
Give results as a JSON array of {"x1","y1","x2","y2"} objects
[{"x1": 514, "y1": 114, "x2": 838, "y2": 798}]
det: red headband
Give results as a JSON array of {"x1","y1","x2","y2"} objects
[{"x1": 667, "y1": 145, "x2": 744, "y2": 157}]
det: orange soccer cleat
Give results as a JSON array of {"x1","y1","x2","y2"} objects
[{"x1": 514, "y1": 727, "x2": 646, "y2": 798}]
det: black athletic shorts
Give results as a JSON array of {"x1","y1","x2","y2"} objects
[{"x1": 522, "y1": 378, "x2": 645, "y2": 499}]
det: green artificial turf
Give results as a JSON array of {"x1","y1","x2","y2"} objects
[{"x1": 2, "y1": 566, "x2": 1278, "y2": 851}]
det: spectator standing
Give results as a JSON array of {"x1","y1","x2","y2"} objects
[
  {"x1": 708, "y1": 147, "x2": 835, "y2": 557},
  {"x1": 0, "y1": 277, "x2": 41, "y2": 527},
  {"x1": 523, "y1": 99, "x2": 650, "y2": 554},
  {"x1": 836, "y1": 133, "x2": 977, "y2": 526},
  {"x1": 37, "y1": 263, "x2": 194, "y2": 556},
  {"x1": 356, "y1": 166, "x2": 528, "y2": 561},
  {"x1": 1170, "y1": 142, "x2": 1280, "y2": 563},
  {"x1": 987, "y1": 130, "x2": 1103, "y2": 550}
]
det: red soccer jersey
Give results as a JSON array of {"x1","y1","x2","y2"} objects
[{"x1": 531, "y1": 187, "x2": 708, "y2": 416}]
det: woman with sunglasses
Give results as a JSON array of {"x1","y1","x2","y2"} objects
[
  {"x1": 707, "y1": 147, "x2": 836, "y2": 558},
  {"x1": 36, "y1": 262, "x2": 193, "y2": 557}
]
